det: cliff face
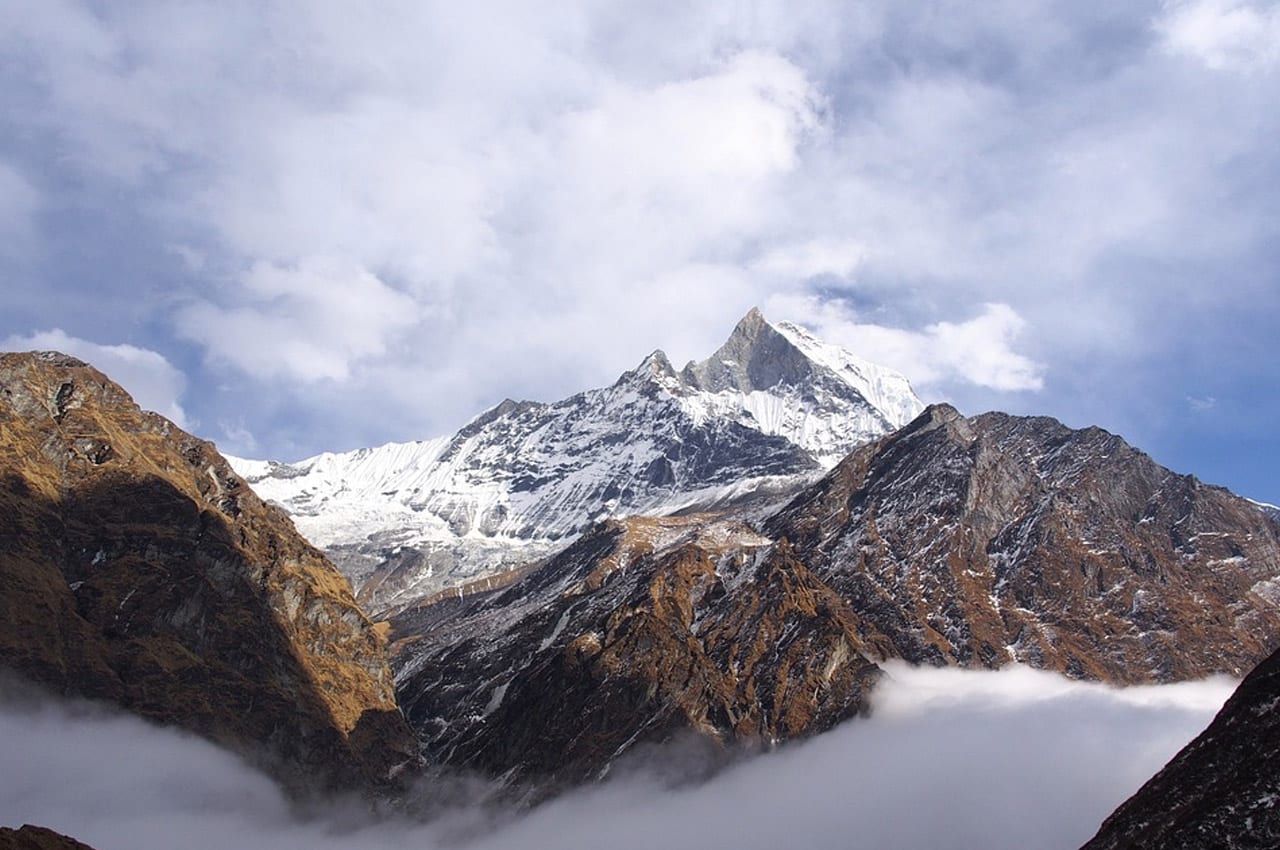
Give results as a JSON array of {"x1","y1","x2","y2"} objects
[
  {"x1": 0, "y1": 352, "x2": 416, "y2": 793},
  {"x1": 1081, "y1": 647, "x2": 1280, "y2": 850},
  {"x1": 767, "y1": 404, "x2": 1280, "y2": 683},
  {"x1": 394, "y1": 515, "x2": 882, "y2": 790}
]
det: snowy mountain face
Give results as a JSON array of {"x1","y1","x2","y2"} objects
[{"x1": 230, "y1": 309, "x2": 924, "y2": 615}]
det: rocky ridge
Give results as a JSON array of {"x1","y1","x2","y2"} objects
[
  {"x1": 233, "y1": 308, "x2": 923, "y2": 616},
  {"x1": 766, "y1": 404, "x2": 1280, "y2": 682},
  {"x1": 0, "y1": 352, "x2": 417, "y2": 793},
  {"x1": 390, "y1": 404, "x2": 1280, "y2": 786},
  {"x1": 1255, "y1": 500, "x2": 1280, "y2": 525},
  {"x1": 393, "y1": 514, "x2": 882, "y2": 790}
]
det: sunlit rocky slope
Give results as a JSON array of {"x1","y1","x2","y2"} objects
[
  {"x1": 0, "y1": 352, "x2": 416, "y2": 794},
  {"x1": 391, "y1": 403, "x2": 1280, "y2": 786}
]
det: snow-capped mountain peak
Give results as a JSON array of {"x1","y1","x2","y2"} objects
[
  {"x1": 231, "y1": 308, "x2": 924, "y2": 612},
  {"x1": 681, "y1": 306, "x2": 812, "y2": 393},
  {"x1": 673, "y1": 309, "x2": 923, "y2": 464}
]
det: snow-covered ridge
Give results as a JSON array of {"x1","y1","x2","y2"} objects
[
  {"x1": 1249, "y1": 498, "x2": 1280, "y2": 523},
  {"x1": 772, "y1": 319, "x2": 923, "y2": 429},
  {"x1": 228, "y1": 308, "x2": 924, "y2": 612}
]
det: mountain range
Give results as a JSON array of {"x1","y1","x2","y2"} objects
[
  {"x1": 3, "y1": 310, "x2": 1280, "y2": 846},
  {"x1": 391, "y1": 401, "x2": 1280, "y2": 788},
  {"x1": 230, "y1": 308, "x2": 924, "y2": 615}
]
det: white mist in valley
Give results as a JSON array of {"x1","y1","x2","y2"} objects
[{"x1": 0, "y1": 664, "x2": 1235, "y2": 850}]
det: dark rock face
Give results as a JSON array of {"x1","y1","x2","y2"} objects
[
  {"x1": 0, "y1": 352, "x2": 417, "y2": 793},
  {"x1": 681, "y1": 307, "x2": 827, "y2": 395},
  {"x1": 393, "y1": 405, "x2": 1280, "y2": 788},
  {"x1": 0, "y1": 825, "x2": 97, "y2": 850},
  {"x1": 1081, "y1": 647, "x2": 1280, "y2": 850},
  {"x1": 393, "y1": 516, "x2": 881, "y2": 790},
  {"x1": 767, "y1": 404, "x2": 1280, "y2": 682}
]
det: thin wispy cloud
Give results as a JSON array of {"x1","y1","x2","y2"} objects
[{"x1": 0, "y1": 330, "x2": 189, "y2": 427}]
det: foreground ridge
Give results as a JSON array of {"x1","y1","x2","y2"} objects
[
  {"x1": 1082, "y1": 646, "x2": 1280, "y2": 849},
  {"x1": 0, "y1": 352, "x2": 417, "y2": 794},
  {"x1": 0, "y1": 824, "x2": 98, "y2": 850}
]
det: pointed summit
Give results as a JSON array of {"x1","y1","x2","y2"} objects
[
  {"x1": 676, "y1": 307, "x2": 925, "y2": 455},
  {"x1": 681, "y1": 307, "x2": 815, "y2": 393},
  {"x1": 613, "y1": 348, "x2": 681, "y2": 393}
]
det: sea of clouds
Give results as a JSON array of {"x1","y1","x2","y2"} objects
[{"x1": 0, "y1": 662, "x2": 1235, "y2": 850}]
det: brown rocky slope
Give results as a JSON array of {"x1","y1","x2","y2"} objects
[
  {"x1": 393, "y1": 404, "x2": 1280, "y2": 788},
  {"x1": 0, "y1": 352, "x2": 417, "y2": 793},
  {"x1": 767, "y1": 404, "x2": 1280, "y2": 682},
  {"x1": 395, "y1": 514, "x2": 881, "y2": 791}
]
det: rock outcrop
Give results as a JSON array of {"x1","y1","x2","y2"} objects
[{"x1": 0, "y1": 352, "x2": 417, "y2": 794}]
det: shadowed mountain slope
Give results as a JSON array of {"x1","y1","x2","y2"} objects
[{"x1": 1082, "y1": 646, "x2": 1280, "y2": 849}]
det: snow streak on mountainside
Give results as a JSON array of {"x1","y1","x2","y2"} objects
[
  {"x1": 230, "y1": 309, "x2": 924, "y2": 614},
  {"x1": 1250, "y1": 498, "x2": 1280, "y2": 524}
]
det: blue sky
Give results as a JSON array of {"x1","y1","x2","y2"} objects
[{"x1": 1, "y1": 1, "x2": 1278, "y2": 504}]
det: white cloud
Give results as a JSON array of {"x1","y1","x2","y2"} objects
[
  {"x1": 0, "y1": 329, "x2": 189, "y2": 426},
  {"x1": 926, "y1": 304, "x2": 1046, "y2": 391},
  {"x1": 2, "y1": 1, "x2": 1279, "y2": 462},
  {"x1": 873, "y1": 660, "x2": 1235, "y2": 715},
  {"x1": 11, "y1": 8, "x2": 827, "y2": 419},
  {"x1": 0, "y1": 664, "x2": 1233, "y2": 850},
  {"x1": 216, "y1": 419, "x2": 259, "y2": 457},
  {"x1": 768, "y1": 295, "x2": 1045, "y2": 392},
  {"x1": 176, "y1": 257, "x2": 422, "y2": 384},
  {"x1": 1156, "y1": 0, "x2": 1280, "y2": 71},
  {"x1": 752, "y1": 238, "x2": 866, "y2": 281}
]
